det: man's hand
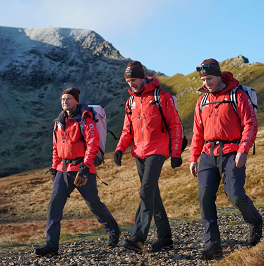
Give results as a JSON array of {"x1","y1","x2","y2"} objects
[
  {"x1": 190, "y1": 161, "x2": 198, "y2": 177},
  {"x1": 235, "y1": 152, "x2": 247, "y2": 168},
  {"x1": 114, "y1": 150, "x2": 123, "y2": 166},
  {"x1": 74, "y1": 163, "x2": 90, "y2": 187},
  {"x1": 171, "y1": 157, "x2": 182, "y2": 168},
  {"x1": 74, "y1": 172, "x2": 88, "y2": 187}
]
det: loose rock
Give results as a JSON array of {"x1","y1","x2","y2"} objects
[{"x1": 0, "y1": 208, "x2": 263, "y2": 265}]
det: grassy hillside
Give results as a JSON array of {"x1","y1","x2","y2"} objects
[{"x1": 1, "y1": 57, "x2": 264, "y2": 264}]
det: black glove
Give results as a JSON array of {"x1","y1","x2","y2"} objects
[
  {"x1": 171, "y1": 157, "x2": 182, "y2": 168},
  {"x1": 114, "y1": 150, "x2": 123, "y2": 166},
  {"x1": 181, "y1": 136, "x2": 188, "y2": 153},
  {"x1": 78, "y1": 163, "x2": 90, "y2": 178},
  {"x1": 46, "y1": 168, "x2": 57, "y2": 182}
]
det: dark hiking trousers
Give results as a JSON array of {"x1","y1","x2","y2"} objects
[
  {"x1": 45, "y1": 171, "x2": 119, "y2": 248},
  {"x1": 197, "y1": 152, "x2": 262, "y2": 246},
  {"x1": 133, "y1": 154, "x2": 172, "y2": 241}
]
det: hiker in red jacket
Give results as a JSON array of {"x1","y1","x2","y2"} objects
[
  {"x1": 33, "y1": 87, "x2": 120, "y2": 256},
  {"x1": 114, "y1": 61, "x2": 183, "y2": 253},
  {"x1": 189, "y1": 59, "x2": 262, "y2": 260}
]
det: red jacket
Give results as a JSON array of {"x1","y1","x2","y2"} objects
[
  {"x1": 116, "y1": 77, "x2": 183, "y2": 159},
  {"x1": 52, "y1": 104, "x2": 99, "y2": 174},
  {"x1": 189, "y1": 72, "x2": 258, "y2": 162}
]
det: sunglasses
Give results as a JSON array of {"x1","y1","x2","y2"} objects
[{"x1": 196, "y1": 64, "x2": 219, "y2": 72}]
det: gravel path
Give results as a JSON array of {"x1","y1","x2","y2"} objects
[{"x1": 0, "y1": 208, "x2": 263, "y2": 266}]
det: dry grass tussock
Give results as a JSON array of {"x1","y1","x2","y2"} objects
[
  {"x1": 216, "y1": 242, "x2": 264, "y2": 266},
  {"x1": 0, "y1": 128, "x2": 264, "y2": 264}
]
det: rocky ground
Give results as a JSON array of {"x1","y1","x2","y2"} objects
[{"x1": 0, "y1": 209, "x2": 263, "y2": 266}]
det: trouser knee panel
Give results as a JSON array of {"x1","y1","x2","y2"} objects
[
  {"x1": 227, "y1": 192, "x2": 249, "y2": 212},
  {"x1": 47, "y1": 193, "x2": 63, "y2": 219},
  {"x1": 198, "y1": 187, "x2": 212, "y2": 217}
]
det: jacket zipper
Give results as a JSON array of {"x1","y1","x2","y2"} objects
[
  {"x1": 140, "y1": 97, "x2": 144, "y2": 157},
  {"x1": 212, "y1": 95, "x2": 217, "y2": 136}
]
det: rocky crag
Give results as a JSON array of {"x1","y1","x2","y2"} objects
[{"x1": 0, "y1": 26, "x2": 158, "y2": 177}]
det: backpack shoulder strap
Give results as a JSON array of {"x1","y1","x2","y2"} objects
[
  {"x1": 229, "y1": 86, "x2": 240, "y2": 115},
  {"x1": 79, "y1": 109, "x2": 91, "y2": 140},
  {"x1": 79, "y1": 117, "x2": 87, "y2": 141},
  {"x1": 128, "y1": 95, "x2": 134, "y2": 108},
  {"x1": 87, "y1": 106, "x2": 98, "y2": 122},
  {"x1": 126, "y1": 95, "x2": 134, "y2": 134},
  {"x1": 153, "y1": 87, "x2": 161, "y2": 109},
  {"x1": 153, "y1": 88, "x2": 169, "y2": 131},
  {"x1": 126, "y1": 95, "x2": 134, "y2": 115},
  {"x1": 200, "y1": 93, "x2": 209, "y2": 112},
  {"x1": 53, "y1": 122, "x2": 58, "y2": 143}
]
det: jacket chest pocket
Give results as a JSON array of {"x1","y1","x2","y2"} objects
[{"x1": 65, "y1": 123, "x2": 82, "y2": 142}]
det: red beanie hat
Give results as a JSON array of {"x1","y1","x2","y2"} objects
[{"x1": 124, "y1": 61, "x2": 145, "y2": 80}]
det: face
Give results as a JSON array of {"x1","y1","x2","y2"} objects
[
  {"x1": 61, "y1": 94, "x2": 78, "y2": 113},
  {"x1": 126, "y1": 78, "x2": 145, "y2": 93},
  {"x1": 200, "y1": 75, "x2": 223, "y2": 93}
]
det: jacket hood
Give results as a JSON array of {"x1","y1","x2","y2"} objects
[
  {"x1": 55, "y1": 104, "x2": 92, "y2": 124},
  {"x1": 198, "y1": 71, "x2": 239, "y2": 94},
  {"x1": 128, "y1": 76, "x2": 161, "y2": 96}
]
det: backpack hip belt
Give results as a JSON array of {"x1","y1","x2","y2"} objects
[
  {"x1": 61, "y1": 157, "x2": 84, "y2": 165},
  {"x1": 61, "y1": 157, "x2": 84, "y2": 197},
  {"x1": 205, "y1": 139, "x2": 240, "y2": 145},
  {"x1": 205, "y1": 139, "x2": 240, "y2": 180}
]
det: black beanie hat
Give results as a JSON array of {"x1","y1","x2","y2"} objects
[
  {"x1": 124, "y1": 61, "x2": 145, "y2": 79},
  {"x1": 197, "y1": 58, "x2": 222, "y2": 77},
  {"x1": 61, "y1": 87, "x2": 80, "y2": 102}
]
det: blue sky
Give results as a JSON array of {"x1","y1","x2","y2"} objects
[{"x1": 1, "y1": 0, "x2": 264, "y2": 76}]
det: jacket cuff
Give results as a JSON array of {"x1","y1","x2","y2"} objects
[
  {"x1": 189, "y1": 154, "x2": 199, "y2": 162},
  {"x1": 51, "y1": 164, "x2": 58, "y2": 170},
  {"x1": 238, "y1": 146, "x2": 249, "y2": 155},
  {"x1": 171, "y1": 150, "x2": 181, "y2": 158},
  {"x1": 115, "y1": 147, "x2": 124, "y2": 153}
]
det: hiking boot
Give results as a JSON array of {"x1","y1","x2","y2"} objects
[
  {"x1": 150, "y1": 238, "x2": 173, "y2": 252},
  {"x1": 200, "y1": 242, "x2": 223, "y2": 260},
  {"x1": 248, "y1": 221, "x2": 263, "y2": 246},
  {"x1": 123, "y1": 236, "x2": 144, "y2": 253},
  {"x1": 107, "y1": 230, "x2": 121, "y2": 248},
  {"x1": 33, "y1": 244, "x2": 58, "y2": 256}
]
